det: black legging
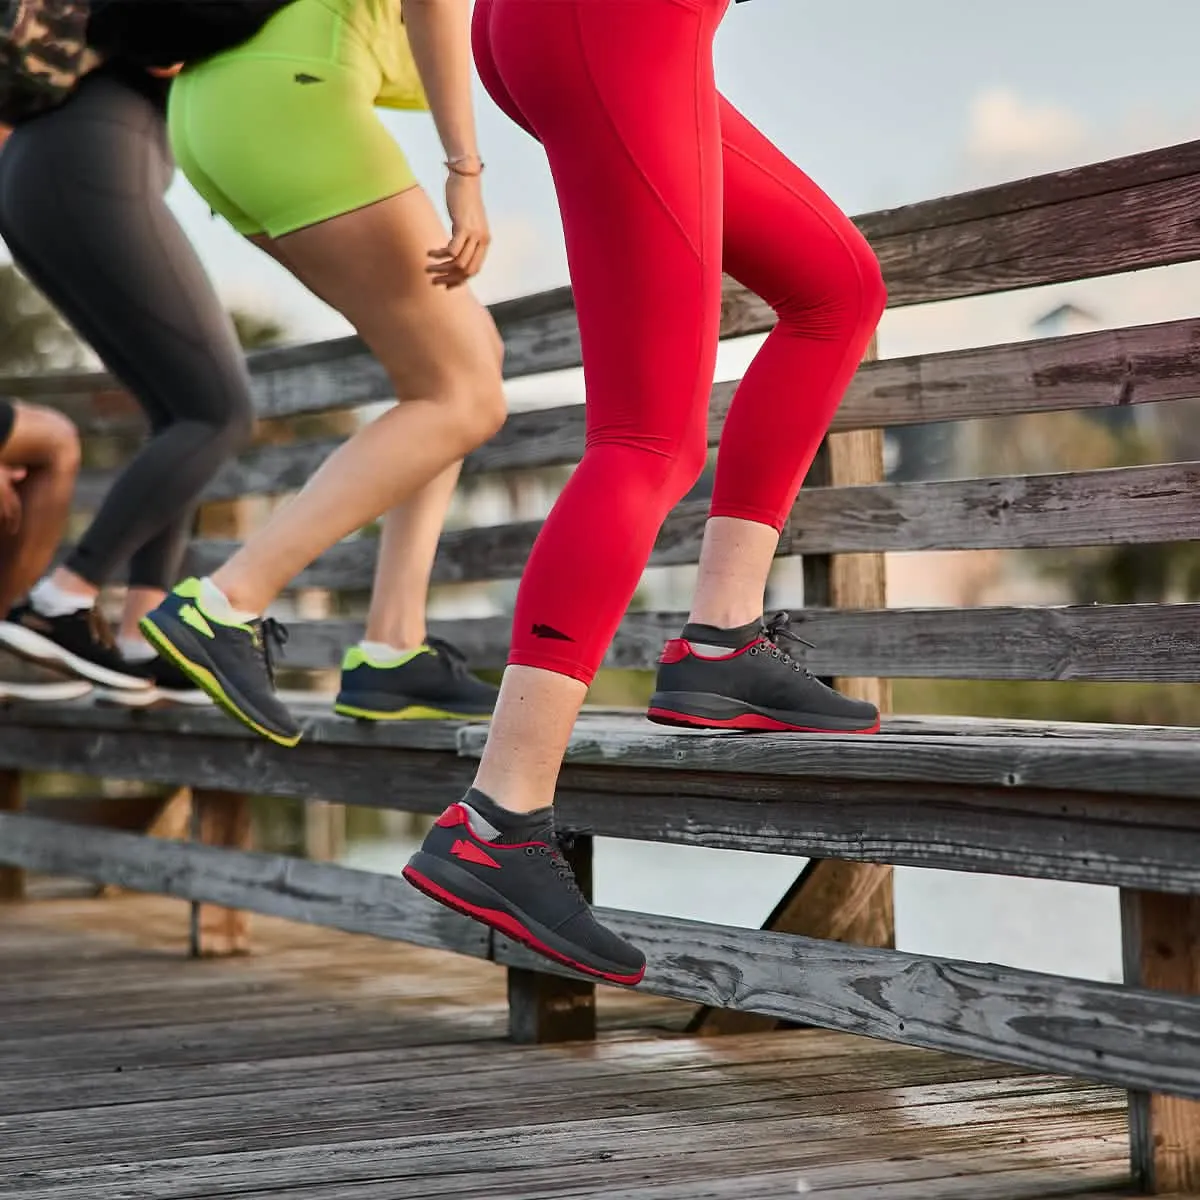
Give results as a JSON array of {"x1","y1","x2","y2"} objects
[{"x1": 0, "y1": 70, "x2": 254, "y2": 590}]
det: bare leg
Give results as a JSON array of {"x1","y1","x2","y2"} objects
[
  {"x1": 120, "y1": 587, "x2": 166, "y2": 642},
  {"x1": 688, "y1": 517, "x2": 780, "y2": 628},
  {"x1": 210, "y1": 189, "x2": 504, "y2": 614},
  {"x1": 365, "y1": 463, "x2": 461, "y2": 649},
  {"x1": 0, "y1": 404, "x2": 80, "y2": 613}
]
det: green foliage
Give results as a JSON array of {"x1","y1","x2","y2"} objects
[
  {"x1": 229, "y1": 307, "x2": 288, "y2": 350},
  {"x1": 0, "y1": 264, "x2": 84, "y2": 372}
]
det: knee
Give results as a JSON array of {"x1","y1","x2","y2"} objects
[
  {"x1": 448, "y1": 373, "x2": 508, "y2": 451},
  {"x1": 777, "y1": 229, "x2": 887, "y2": 341},
  {"x1": 27, "y1": 405, "x2": 81, "y2": 477},
  {"x1": 219, "y1": 394, "x2": 256, "y2": 454}
]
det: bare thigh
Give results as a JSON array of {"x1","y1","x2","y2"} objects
[{"x1": 250, "y1": 188, "x2": 503, "y2": 400}]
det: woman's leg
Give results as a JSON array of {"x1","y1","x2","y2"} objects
[
  {"x1": 647, "y1": 97, "x2": 886, "y2": 733},
  {"x1": 0, "y1": 73, "x2": 253, "y2": 684},
  {"x1": 143, "y1": 36, "x2": 506, "y2": 744},
  {"x1": 403, "y1": 0, "x2": 731, "y2": 984}
]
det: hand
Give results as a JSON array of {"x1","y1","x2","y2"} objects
[
  {"x1": 427, "y1": 171, "x2": 490, "y2": 289},
  {"x1": 0, "y1": 466, "x2": 25, "y2": 536}
]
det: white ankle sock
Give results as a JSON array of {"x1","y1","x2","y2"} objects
[
  {"x1": 30, "y1": 577, "x2": 94, "y2": 617},
  {"x1": 359, "y1": 639, "x2": 422, "y2": 666},
  {"x1": 198, "y1": 577, "x2": 259, "y2": 625},
  {"x1": 118, "y1": 637, "x2": 156, "y2": 663}
]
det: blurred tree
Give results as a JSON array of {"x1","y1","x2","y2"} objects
[
  {"x1": 0, "y1": 263, "x2": 84, "y2": 372},
  {"x1": 228, "y1": 307, "x2": 287, "y2": 350}
]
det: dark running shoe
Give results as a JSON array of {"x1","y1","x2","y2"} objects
[
  {"x1": 139, "y1": 578, "x2": 300, "y2": 746},
  {"x1": 99, "y1": 652, "x2": 211, "y2": 709},
  {"x1": 334, "y1": 637, "x2": 498, "y2": 721},
  {"x1": 0, "y1": 603, "x2": 151, "y2": 691},
  {"x1": 404, "y1": 798, "x2": 646, "y2": 986},
  {"x1": 647, "y1": 611, "x2": 880, "y2": 734}
]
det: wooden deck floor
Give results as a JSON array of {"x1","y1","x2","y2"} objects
[{"x1": 0, "y1": 892, "x2": 1133, "y2": 1199}]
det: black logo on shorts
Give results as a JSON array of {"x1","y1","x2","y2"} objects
[
  {"x1": 531, "y1": 623, "x2": 573, "y2": 642},
  {"x1": 294, "y1": 72, "x2": 324, "y2": 84}
]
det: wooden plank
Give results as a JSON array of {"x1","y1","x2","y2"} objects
[
  {"x1": 496, "y1": 906, "x2": 1200, "y2": 1100},
  {"x1": 72, "y1": 315, "x2": 1200, "y2": 509},
  {"x1": 284, "y1": 601, "x2": 1200, "y2": 683},
  {"x1": 689, "y1": 860, "x2": 895, "y2": 1036},
  {"x1": 191, "y1": 791, "x2": 252, "y2": 957},
  {"x1": 0, "y1": 813, "x2": 490, "y2": 959},
  {"x1": 1120, "y1": 889, "x2": 1200, "y2": 1195},
  {"x1": 0, "y1": 770, "x2": 21, "y2": 901},
  {"x1": 180, "y1": 460, "x2": 1200, "y2": 590},
  {"x1": 6, "y1": 714, "x2": 1200, "y2": 891},
  {"x1": 507, "y1": 834, "x2": 596, "y2": 1045}
]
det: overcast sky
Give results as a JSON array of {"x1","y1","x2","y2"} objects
[{"x1": 22, "y1": 1, "x2": 1200, "y2": 372}]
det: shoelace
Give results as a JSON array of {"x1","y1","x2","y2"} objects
[
  {"x1": 426, "y1": 635, "x2": 474, "y2": 677},
  {"x1": 751, "y1": 610, "x2": 816, "y2": 677},
  {"x1": 525, "y1": 832, "x2": 588, "y2": 900},
  {"x1": 251, "y1": 617, "x2": 289, "y2": 686}
]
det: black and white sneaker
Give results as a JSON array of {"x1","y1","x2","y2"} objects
[
  {"x1": 0, "y1": 604, "x2": 151, "y2": 692},
  {"x1": 98, "y1": 653, "x2": 211, "y2": 709},
  {"x1": 648, "y1": 611, "x2": 879, "y2": 734},
  {"x1": 404, "y1": 791, "x2": 646, "y2": 986}
]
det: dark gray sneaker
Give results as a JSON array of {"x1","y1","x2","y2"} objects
[
  {"x1": 648, "y1": 611, "x2": 880, "y2": 734},
  {"x1": 139, "y1": 578, "x2": 300, "y2": 746},
  {"x1": 334, "y1": 637, "x2": 498, "y2": 721},
  {"x1": 404, "y1": 796, "x2": 646, "y2": 986}
]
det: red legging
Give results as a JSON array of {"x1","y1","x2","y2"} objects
[{"x1": 474, "y1": 0, "x2": 886, "y2": 685}]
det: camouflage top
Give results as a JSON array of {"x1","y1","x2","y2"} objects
[{"x1": 0, "y1": 0, "x2": 98, "y2": 125}]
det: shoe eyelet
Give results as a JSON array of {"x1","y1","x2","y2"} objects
[{"x1": 525, "y1": 847, "x2": 536, "y2": 857}]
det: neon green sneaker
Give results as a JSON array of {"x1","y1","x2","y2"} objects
[
  {"x1": 139, "y1": 578, "x2": 300, "y2": 746},
  {"x1": 334, "y1": 638, "x2": 498, "y2": 721}
]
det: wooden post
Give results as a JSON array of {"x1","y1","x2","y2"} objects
[
  {"x1": 1121, "y1": 889, "x2": 1200, "y2": 1194},
  {"x1": 507, "y1": 834, "x2": 596, "y2": 1044},
  {"x1": 0, "y1": 770, "x2": 23, "y2": 901},
  {"x1": 190, "y1": 789, "x2": 252, "y2": 957},
  {"x1": 692, "y1": 339, "x2": 894, "y2": 1036},
  {"x1": 304, "y1": 801, "x2": 347, "y2": 863}
]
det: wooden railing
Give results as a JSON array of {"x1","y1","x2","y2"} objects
[{"x1": 3, "y1": 137, "x2": 1200, "y2": 1194}]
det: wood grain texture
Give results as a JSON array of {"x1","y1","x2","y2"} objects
[
  {"x1": 0, "y1": 770, "x2": 21, "y2": 901},
  {"x1": 191, "y1": 791, "x2": 251, "y2": 958},
  {"x1": 1120, "y1": 889, "x2": 1200, "y2": 1194},
  {"x1": 496, "y1": 906, "x2": 1200, "y2": 1099},
  {"x1": 0, "y1": 813, "x2": 489, "y2": 958},
  {"x1": 690, "y1": 859, "x2": 895, "y2": 1036},
  {"x1": 176, "y1": 460, "x2": 1200, "y2": 591},
  {"x1": 279, "y1": 602, "x2": 1200, "y2": 682},
  {"x1": 4, "y1": 710, "x2": 1200, "y2": 891}
]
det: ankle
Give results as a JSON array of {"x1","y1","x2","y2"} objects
[
  {"x1": 32, "y1": 574, "x2": 96, "y2": 616},
  {"x1": 199, "y1": 577, "x2": 259, "y2": 624},
  {"x1": 687, "y1": 603, "x2": 763, "y2": 630}
]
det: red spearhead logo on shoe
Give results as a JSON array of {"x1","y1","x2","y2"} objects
[{"x1": 449, "y1": 838, "x2": 501, "y2": 869}]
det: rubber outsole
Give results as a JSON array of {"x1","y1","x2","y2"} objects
[
  {"x1": 402, "y1": 861, "x2": 645, "y2": 987},
  {"x1": 139, "y1": 615, "x2": 301, "y2": 747},
  {"x1": 647, "y1": 690, "x2": 880, "y2": 735},
  {"x1": 333, "y1": 701, "x2": 492, "y2": 722}
]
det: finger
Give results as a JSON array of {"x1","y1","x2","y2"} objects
[
  {"x1": 462, "y1": 240, "x2": 487, "y2": 278},
  {"x1": 427, "y1": 246, "x2": 453, "y2": 261},
  {"x1": 445, "y1": 231, "x2": 469, "y2": 263}
]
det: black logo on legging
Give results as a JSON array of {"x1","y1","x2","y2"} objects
[
  {"x1": 532, "y1": 623, "x2": 574, "y2": 642},
  {"x1": 294, "y1": 73, "x2": 324, "y2": 84}
]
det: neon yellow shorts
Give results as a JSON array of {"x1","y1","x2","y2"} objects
[{"x1": 168, "y1": 0, "x2": 418, "y2": 238}]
